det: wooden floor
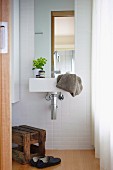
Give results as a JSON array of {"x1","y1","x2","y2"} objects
[{"x1": 12, "y1": 150, "x2": 100, "y2": 170}]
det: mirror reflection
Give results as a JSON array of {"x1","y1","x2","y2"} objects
[{"x1": 52, "y1": 13, "x2": 75, "y2": 77}]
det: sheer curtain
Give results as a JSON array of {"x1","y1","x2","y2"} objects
[{"x1": 92, "y1": 0, "x2": 113, "y2": 170}]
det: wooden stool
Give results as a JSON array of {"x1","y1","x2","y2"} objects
[{"x1": 12, "y1": 125, "x2": 46, "y2": 164}]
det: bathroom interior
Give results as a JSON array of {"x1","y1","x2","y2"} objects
[
  {"x1": 2, "y1": 0, "x2": 111, "y2": 169},
  {"x1": 11, "y1": 0, "x2": 96, "y2": 169}
]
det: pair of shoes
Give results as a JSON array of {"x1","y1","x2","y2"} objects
[{"x1": 30, "y1": 156, "x2": 61, "y2": 168}]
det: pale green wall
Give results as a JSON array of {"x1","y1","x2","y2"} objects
[{"x1": 34, "y1": 0, "x2": 74, "y2": 77}]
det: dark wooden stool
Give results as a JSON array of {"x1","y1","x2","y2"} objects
[{"x1": 12, "y1": 125, "x2": 46, "y2": 164}]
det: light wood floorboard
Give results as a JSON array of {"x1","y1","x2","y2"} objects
[{"x1": 12, "y1": 150, "x2": 100, "y2": 170}]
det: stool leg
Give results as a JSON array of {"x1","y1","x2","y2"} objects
[
  {"x1": 23, "y1": 134, "x2": 30, "y2": 163},
  {"x1": 39, "y1": 141, "x2": 45, "y2": 156},
  {"x1": 39, "y1": 132, "x2": 46, "y2": 156}
]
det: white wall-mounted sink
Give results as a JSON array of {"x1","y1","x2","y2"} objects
[{"x1": 29, "y1": 78, "x2": 62, "y2": 92}]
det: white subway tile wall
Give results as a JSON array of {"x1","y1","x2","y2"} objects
[{"x1": 12, "y1": 0, "x2": 92, "y2": 150}]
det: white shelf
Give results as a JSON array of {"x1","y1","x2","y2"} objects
[{"x1": 29, "y1": 78, "x2": 62, "y2": 92}]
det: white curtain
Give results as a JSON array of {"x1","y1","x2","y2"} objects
[{"x1": 92, "y1": 0, "x2": 113, "y2": 170}]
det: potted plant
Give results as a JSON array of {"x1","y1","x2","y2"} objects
[{"x1": 32, "y1": 57, "x2": 47, "y2": 77}]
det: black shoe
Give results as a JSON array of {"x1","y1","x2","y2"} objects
[{"x1": 30, "y1": 156, "x2": 61, "y2": 169}]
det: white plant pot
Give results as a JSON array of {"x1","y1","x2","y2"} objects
[{"x1": 33, "y1": 69, "x2": 41, "y2": 77}]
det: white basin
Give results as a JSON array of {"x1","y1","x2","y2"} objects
[{"x1": 29, "y1": 78, "x2": 62, "y2": 92}]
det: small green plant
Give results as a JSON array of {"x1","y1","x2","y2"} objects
[{"x1": 32, "y1": 57, "x2": 47, "y2": 70}]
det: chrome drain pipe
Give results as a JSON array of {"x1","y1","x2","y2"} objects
[
  {"x1": 51, "y1": 93, "x2": 58, "y2": 120},
  {"x1": 45, "y1": 92, "x2": 64, "y2": 120}
]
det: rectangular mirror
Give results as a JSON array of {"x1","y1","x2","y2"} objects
[
  {"x1": 51, "y1": 11, "x2": 74, "y2": 77},
  {"x1": 34, "y1": 0, "x2": 75, "y2": 78}
]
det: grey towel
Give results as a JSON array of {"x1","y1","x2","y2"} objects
[{"x1": 56, "y1": 74, "x2": 83, "y2": 97}]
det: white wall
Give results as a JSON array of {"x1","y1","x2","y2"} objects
[
  {"x1": 11, "y1": 0, "x2": 20, "y2": 103},
  {"x1": 12, "y1": 0, "x2": 92, "y2": 150}
]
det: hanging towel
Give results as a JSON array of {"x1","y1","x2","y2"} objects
[{"x1": 56, "y1": 73, "x2": 83, "y2": 97}]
